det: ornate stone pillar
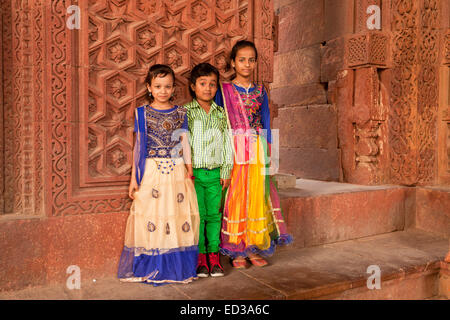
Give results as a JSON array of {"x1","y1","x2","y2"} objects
[
  {"x1": 389, "y1": 0, "x2": 440, "y2": 185},
  {"x1": 438, "y1": 0, "x2": 450, "y2": 184},
  {"x1": 339, "y1": 0, "x2": 390, "y2": 185},
  {"x1": 339, "y1": 0, "x2": 444, "y2": 186},
  {"x1": 0, "y1": 1, "x2": 44, "y2": 216}
]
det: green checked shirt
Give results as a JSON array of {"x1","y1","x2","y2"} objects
[{"x1": 184, "y1": 99, "x2": 233, "y2": 179}]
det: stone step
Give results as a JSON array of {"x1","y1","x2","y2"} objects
[
  {"x1": 279, "y1": 178, "x2": 450, "y2": 248},
  {"x1": 279, "y1": 179, "x2": 412, "y2": 248},
  {"x1": 1, "y1": 179, "x2": 447, "y2": 293},
  {"x1": 0, "y1": 229, "x2": 447, "y2": 300}
]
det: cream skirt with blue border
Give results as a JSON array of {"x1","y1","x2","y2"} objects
[{"x1": 118, "y1": 157, "x2": 200, "y2": 286}]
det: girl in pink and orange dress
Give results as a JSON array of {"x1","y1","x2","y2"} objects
[{"x1": 215, "y1": 40, "x2": 293, "y2": 268}]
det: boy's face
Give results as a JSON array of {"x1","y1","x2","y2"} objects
[{"x1": 191, "y1": 73, "x2": 218, "y2": 103}]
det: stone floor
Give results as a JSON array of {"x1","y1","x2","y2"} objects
[{"x1": 1, "y1": 228, "x2": 448, "y2": 300}]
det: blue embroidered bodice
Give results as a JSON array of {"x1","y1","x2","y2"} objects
[{"x1": 144, "y1": 105, "x2": 188, "y2": 159}]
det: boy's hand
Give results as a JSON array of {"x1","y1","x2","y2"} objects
[
  {"x1": 128, "y1": 179, "x2": 139, "y2": 199},
  {"x1": 220, "y1": 178, "x2": 230, "y2": 190}
]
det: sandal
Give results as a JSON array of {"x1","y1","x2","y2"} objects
[
  {"x1": 248, "y1": 256, "x2": 268, "y2": 267},
  {"x1": 231, "y1": 258, "x2": 247, "y2": 269}
]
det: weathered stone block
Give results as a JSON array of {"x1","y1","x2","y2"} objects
[
  {"x1": 273, "y1": 104, "x2": 338, "y2": 149},
  {"x1": 321, "y1": 37, "x2": 346, "y2": 83},
  {"x1": 280, "y1": 186, "x2": 408, "y2": 248},
  {"x1": 272, "y1": 173, "x2": 297, "y2": 189},
  {"x1": 272, "y1": 46, "x2": 321, "y2": 89},
  {"x1": 324, "y1": 0, "x2": 354, "y2": 41},
  {"x1": 277, "y1": 0, "x2": 324, "y2": 53},
  {"x1": 274, "y1": 0, "x2": 305, "y2": 12},
  {"x1": 278, "y1": 147, "x2": 341, "y2": 181},
  {"x1": 415, "y1": 187, "x2": 450, "y2": 238},
  {"x1": 0, "y1": 212, "x2": 128, "y2": 292},
  {"x1": 269, "y1": 83, "x2": 327, "y2": 107}
]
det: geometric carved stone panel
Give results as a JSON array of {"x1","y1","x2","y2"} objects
[
  {"x1": 346, "y1": 32, "x2": 388, "y2": 68},
  {"x1": 80, "y1": 0, "x2": 255, "y2": 187}
]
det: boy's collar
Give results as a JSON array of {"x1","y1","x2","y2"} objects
[{"x1": 193, "y1": 98, "x2": 218, "y2": 110}]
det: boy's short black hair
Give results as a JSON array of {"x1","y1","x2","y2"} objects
[{"x1": 188, "y1": 63, "x2": 220, "y2": 98}]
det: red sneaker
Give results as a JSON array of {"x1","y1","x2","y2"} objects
[
  {"x1": 208, "y1": 252, "x2": 224, "y2": 277},
  {"x1": 196, "y1": 253, "x2": 209, "y2": 278}
]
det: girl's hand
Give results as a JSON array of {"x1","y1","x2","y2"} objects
[
  {"x1": 186, "y1": 166, "x2": 194, "y2": 180},
  {"x1": 128, "y1": 179, "x2": 139, "y2": 199},
  {"x1": 220, "y1": 178, "x2": 230, "y2": 190}
]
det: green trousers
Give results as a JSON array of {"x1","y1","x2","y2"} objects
[{"x1": 193, "y1": 168, "x2": 223, "y2": 254}]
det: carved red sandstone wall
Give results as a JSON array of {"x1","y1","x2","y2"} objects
[
  {"x1": 338, "y1": 0, "x2": 447, "y2": 186},
  {"x1": 438, "y1": 0, "x2": 450, "y2": 184},
  {"x1": 1, "y1": 1, "x2": 44, "y2": 216},
  {"x1": 389, "y1": 0, "x2": 440, "y2": 185},
  {"x1": 0, "y1": 4, "x2": 3, "y2": 214},
  {"x1": 2, "y1": 0, "x2": 448, "y2": 219},
  {"x1": 0, "y1": 0, "x2": 273, "y2": 217},
  {"x1": 338, "y1": 0, "x2": 390, "y2": 185}
]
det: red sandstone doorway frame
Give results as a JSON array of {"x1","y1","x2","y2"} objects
[
  {"x1": 0, "y1": 1, "x2": 46, "y2": 217},
  {"x1": 44, "y1": 0, "x2": 274, "y2": 217}
]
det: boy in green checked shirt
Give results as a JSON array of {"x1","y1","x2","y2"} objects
[{"x1": 184, "y1": 63, "x2": 233, "y2": 277}]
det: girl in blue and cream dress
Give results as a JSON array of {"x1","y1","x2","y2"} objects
[{"x1": 117, "y1": 64, "x2": 199, "y2": 286}]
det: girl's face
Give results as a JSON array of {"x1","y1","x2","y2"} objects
[
  {"x1": 231, "y1": 46, "x2": 257, "y2": 78},
  {"x1": 147, "y1": 74, "x2": 175, "y2": 104},
  {"x1": 190, "y1": 73, "x2": 218, "y2": 103}
]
